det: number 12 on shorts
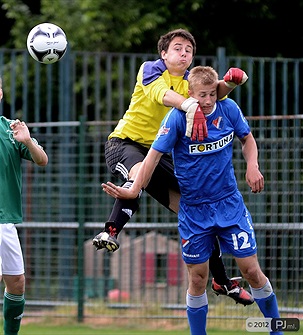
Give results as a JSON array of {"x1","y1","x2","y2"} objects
[{"x1": 232, "y1": 232, "x2": 251, "y2": 250}]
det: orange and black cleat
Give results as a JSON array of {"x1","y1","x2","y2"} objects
[{"x1": 211, "y1": 277, "x2": 254, "y2": 306}]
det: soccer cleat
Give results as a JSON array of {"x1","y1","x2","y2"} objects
[
  {"x1": 211, "y1": 277, "x2": 254, "y2": 306},
  {"x1": 92, "y1": 224, "x2": 120, "y2": 252}
]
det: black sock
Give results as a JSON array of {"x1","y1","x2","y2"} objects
[
  {"x1": 106, "y1": 181, "x2": 141, "y2": 235},
  {"x1": 209, "y1": 238, "x2": 230, "y2": 285}
]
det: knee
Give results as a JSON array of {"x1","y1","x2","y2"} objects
[
  {"x1": 242, "y1": 266, "x2": 266, "y2": 287},
  {"x1": 4, "y1": 274, "x2": 25, "y2": 295},
  {"x1": 189, "y1": 272, "x2": 208, "y2": 293}
]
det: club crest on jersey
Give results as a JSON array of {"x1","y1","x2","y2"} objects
[
  {"x1": 212, "y1": 116, "x2": 223, "y2": 129},
  {"x1": 6, "y1": 130, "x2": 15, "y2": 144},
  {"x1": 189, "y1": 132, "x2": 234, "y2": 154}
]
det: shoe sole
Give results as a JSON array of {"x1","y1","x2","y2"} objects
[{"x1": 93, "y1": 238, "x2": 120, "y2": 252}]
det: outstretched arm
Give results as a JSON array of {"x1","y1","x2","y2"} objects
[
  {"x1": 102, "y1": 148, "x2": 163, "y2": 199},
  {"x1": 10, "y1": 119, "x2": 48, "y2": 166},
  {"x1": 240, "y1": 132, "x2": 264, "y2": 193}
]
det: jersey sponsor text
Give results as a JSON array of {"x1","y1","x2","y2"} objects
[{"x1": 189, "y1": 132, "x2": 234, "y2": 154}]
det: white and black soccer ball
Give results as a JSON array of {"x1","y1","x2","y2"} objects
[{"x1": 27, "y1": 23, "x2": 68, "y2": 64}]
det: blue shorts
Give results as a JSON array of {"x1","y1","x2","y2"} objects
[{"x1": 178, "y1": 191, "x2": 257, "y2": 264}]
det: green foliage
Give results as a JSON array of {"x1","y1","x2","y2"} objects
[
  {"x1": 2, "y1": 0, "x2": 167, "y2": 53},
  {"x1": 2, "y1": 0, "x2": 303, "y2": 57},
  {"x1": 2, "y1": 0, "x2": 33, "y2": 49}
]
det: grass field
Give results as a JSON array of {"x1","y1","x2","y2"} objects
[
  {"x1": 2, "y1": 306, "x2": 300, "y2": 335},
  {"x1": 3, "y1": 314, "x2": 301, "y2": 335},
  {"x1": 1, "y1": 318, "x2": 302, "y2": 334},
  {"x1": 13, "y1": 323, "x2": 272, "y2": 335},
  {"x1": 18, "y1": 325, "x2": 257, "y2": 335}
]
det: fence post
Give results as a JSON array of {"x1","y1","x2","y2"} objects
[
  {"x1": 216, "y1": 47, "x2": 227, "y2": 79},
  {"x1": 77, "y1": 115, "x2": 86, "y2": 322}
]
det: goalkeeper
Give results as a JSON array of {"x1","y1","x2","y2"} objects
[{"x1": 93, "y1": 29, "x2": 251, "y2": 305}]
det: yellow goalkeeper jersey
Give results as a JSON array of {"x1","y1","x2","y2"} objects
[{"x1": 109, "y1": 59, "x2": 190, "y2": 148}]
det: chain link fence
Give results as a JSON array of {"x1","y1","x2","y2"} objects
[{"x1": 0, "y1": 116, "x2": 299, "y2": 331}]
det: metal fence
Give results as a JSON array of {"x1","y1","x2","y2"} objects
[
  {"x1": 1, "y1": 47, "x2": 302, "y2": 122},
  {"x1": 0, "y1": 116, "x2": 299, "y2": 331},
  {"x1": 0, "y1": 48, "x2": 302, "y2": 331}
]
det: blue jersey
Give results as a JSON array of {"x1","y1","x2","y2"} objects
[{"x1": 152, "y1": 98, "x2": 250, "y2": 205}]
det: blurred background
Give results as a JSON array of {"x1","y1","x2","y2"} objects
[{"x1": 0, "y1": 0, "x2": 302, "y2": 332}]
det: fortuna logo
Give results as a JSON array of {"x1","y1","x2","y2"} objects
[
  {"x1": 122, "y1": 209, "x2": 132, "y2": 218},
  {"x1": 189, "y1": 132, "x2": 234, "y2": 154}
]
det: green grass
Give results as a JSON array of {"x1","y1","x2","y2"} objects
[{"x1": 16, "y1": 323, "x2": 269, "y2": 335}]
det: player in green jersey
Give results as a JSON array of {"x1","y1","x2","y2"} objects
[{"x1": 0, "y1": 77, "x2": 48, "y2": 335}]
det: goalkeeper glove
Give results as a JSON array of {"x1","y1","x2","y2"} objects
[
  {"x1": 181, "y1": 97, "x2": 207, "y2": 141},
  {"x1": 224, "y1": 68, "x2": 248, "y2": 88},
  {"x1": 191, "y1": 105, "x2": 208, "y2": 141}
]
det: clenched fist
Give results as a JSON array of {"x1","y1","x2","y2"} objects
[{"x1": 224, "y1": 68, "x2": 248, "y2": 88}]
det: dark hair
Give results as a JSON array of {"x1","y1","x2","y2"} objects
[{"x1": 157, "y1": 28, "x2": 196, "y2": 57}]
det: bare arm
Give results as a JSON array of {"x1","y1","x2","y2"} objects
[
  {"x1": 10, "y1": 119, "x2": 48, "y2": 166},
  {"x1": 217, "y1": 80, "x2": 234, "y2": 99},
  {"x1": 162, "y1": 80, "x2": 232, "y2": 109},
  {"x1": 102, "y1": 148, "x2": 163, "y2": 199},
  {"x1": 240, "y1": 132, "x2": 264, "y2": 193}
]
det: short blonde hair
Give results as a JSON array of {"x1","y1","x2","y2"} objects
[{"x1": 188, "y1": 66, "x2": 218, "y2": 90}]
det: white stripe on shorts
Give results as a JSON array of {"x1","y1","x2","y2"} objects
[{"x1": 115, "y1": 162, "x2": 129, "y2": 180}]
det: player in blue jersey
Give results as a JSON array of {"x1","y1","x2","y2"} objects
[
  {"x1": 93, "y1": 28, "x2": 252, "y2": 305},
  {"x1": 102, "y1": 66, "x2": 283, "y2": 335},
  {"x1": 0, "y1": 77, "x2": 48, "y2": 335}
]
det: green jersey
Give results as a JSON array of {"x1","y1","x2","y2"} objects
[{"x1": 0, "y1": 116, "x2": 34, "y2": 223}]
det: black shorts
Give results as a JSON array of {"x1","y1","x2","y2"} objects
[{"x1": 105, "y1": 137, "x2": 180, "y2": 210}]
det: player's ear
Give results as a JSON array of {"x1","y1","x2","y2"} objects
[
  {"x1": 0, "y1": 88, "x2": 3, "y2": 102},
  {"x1": 161, "y1": 50, "x2": 167, "y2": 60}
]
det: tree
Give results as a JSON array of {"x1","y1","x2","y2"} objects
[
  {"x1": 1, "y1": 0, "x2": 166, "y2": 53},
  {"x1": 1, "y1": 0, "x2": 303, "y2": 57}
]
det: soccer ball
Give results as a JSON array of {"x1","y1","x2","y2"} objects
[{"x1": 27, "y1": 23, "x2": 68, "y2": 64}]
